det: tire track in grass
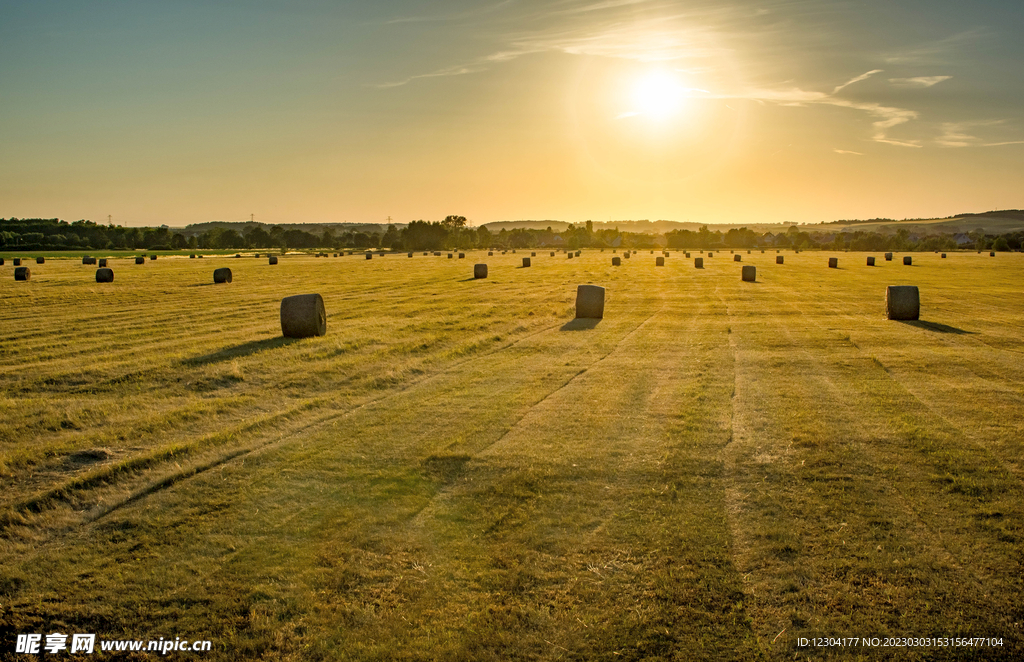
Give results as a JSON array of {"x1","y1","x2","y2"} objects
[
  {"x1": 1, "y1": 301, "x2": 663, "y2": 654},
  {"x1": 315, "y1": 291, "x2": 759, "y2": 660},
  {"x1": 720, "y1": 280, "x2": 1022, "y2": 660},
  {"x1": 0, "y1": 318, "x2": 569, "y2": 535},
  {"x1": 793, "y1": 291, "x2": 1024, "y2": 485}
]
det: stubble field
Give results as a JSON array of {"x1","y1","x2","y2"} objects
[{"x1": 1, "y1": 249, "x2": 1022, "y2": 660}]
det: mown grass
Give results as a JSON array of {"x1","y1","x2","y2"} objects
[{"x1": 1, "y1": 249, "x2": 1022, "y2": 660}]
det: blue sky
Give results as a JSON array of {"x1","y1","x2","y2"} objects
[{"x1": 1, "y1": 0, "x2": 1022, "y2": 225}]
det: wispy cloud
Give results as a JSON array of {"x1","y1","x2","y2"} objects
[
  {"x1": 832, "y1": 69, "x2": 883, "y2": 94},
  {"x1": 374, "y1": 2, "x2": 752, "y2": 87},
  {"x1": 936, "y1": 120, "x2": 1016, "y2": 148},
  {"x1": 702, "y1": 83, "x2": 921, "y2": 147},
  {"x1": 889, "y1": 75, "x2": 952, "y2": 87},
  {"x1": 385, "y1": 0, "x2": 516, "y2": 25},
  {"x1": 834, "y1": 149, "x2": 863, "y2": 155},
  {"x1": 883, "y1": 29, "x2": 985, "y2": 64},
  {"x1": 374, "y1": 64, "x2": 492, "y2": 89}
]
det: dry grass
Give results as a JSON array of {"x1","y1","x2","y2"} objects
[{"x1": 1, "y1": 250, "x2": 1022, "y2": 660}]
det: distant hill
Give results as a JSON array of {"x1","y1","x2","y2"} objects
[
  {"x1": 826, "y1": 210, "x2": 1024, "y2": 235},
  {"x1": 162, "y1": 209, "x2": 1024, "y2": 236}
]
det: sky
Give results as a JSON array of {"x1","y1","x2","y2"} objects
[{"x1": 1, "y1": 0, "x2": 1022, "y2": 227}]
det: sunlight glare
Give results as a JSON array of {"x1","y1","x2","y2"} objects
[{"x1": 631, "y1": 70, "x2": 685, "y2": 121}]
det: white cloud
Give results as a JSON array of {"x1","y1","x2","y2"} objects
[
  {"x1": 834, "y1": 149, "x2": 863, "y2": 155},
  {"x1": 832, "y1": 69, "x2": 883, "y2": 94},
  {"x1": 888, "y1": 76, "x2": 952, "y2": 88},
  {"x1": 936, "y1": 121, "x2": 1016, "y2": 148}
]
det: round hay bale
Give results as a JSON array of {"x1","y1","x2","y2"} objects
[
  {"x1": 695, "y1": 257, "x2": 704, "y2": 268},
  {"x1": 828, "y1": 257, "x2": 838, "y2": 268},
  {"x1": 198, "y1": 255, "x2": 204, "y2": 258},
  {"x1": 269, "y1": 256, "x2": 279, "y2": 265},
  {"x1": 707, "y1": 252, "x2": 713, "y2": 258},
  {"x1": 512, "y1": 249, "x2": 516, "y2": 253},
  {"x1": 423, "y1": 252, "x2": 429, "y2": 256},
  {"x1": 366, "y1": 252, "x2": 373, "y2": 260},
  {"x1": 990, "y1": 251, "x2": 996, "y2": 257},
  {"x1": 95, "y1": 267, "x2": 114, "y2": 283},
  {"x1": 903, "y1": 256, "x2": 912, "y2": 265},
  {"x1": 150, "y1": 255, "x2": 157, "y2": 260},
  {"x1": 567, "y1": 253, "x2": 573, "y2": 259},
  {"x1": 612, "y1": 257, "x2": 621, "y2": 266},
  {"x1": 741, "y1": 265, "x2": 756, "y2": 282},
  {"x1": 531, "y1": 252, "x2": 536, "y2": 257},
  {"x1": 656, "y1": 256, "x2": 665, "y2": 266},
  {"x1": 12, "y1": 258, "x2": 21, "y2": 266},
  {"x1": 761, "y1": 250, "x2": 764, "y2": 253},
  {"x1": 235, "y1": 253, "x2": 241, "y2": 258},
  {"x1": 36, "y1": 257, "x2": 45, "y2": 264},
  {"x1": 459, "y1": 253, "x2": 465, "y2": 258},
  {"x1": 776, "y1": 256, "x2": 784, "y2": 264},
  {"x1": 14, "y1": 267, "x2": 30, "y2": 281},
  {"x1": 550, "y1": 252, "x2": 555, "y2": 257},
  {"x1": 189, "y1": 254, "x2": 196, "y2": 258},
  {"x1": 0, "y1": 258, "x2": 3, "y2": 265},
  {"x1": 408, "y1": 252, "x2": 413, "y2": 257},
  {"x1": 522, "y1": 257, "x2": 531, "y2": 267},
  {"x1": 624, "y1": 252, "x2": 630, "y2": 259},
  {"x1": 734, "y1": 254, "x2": 741, "y2": 262},
  {"x1": 135, "y1": 256, "x2": 145, "y2": 264},
  {"x1": 281, "y1": 293, "x2": 327, "y2": 338},
  {"x1": 575, "y1": 285, "x2": 605, "y2": 319},
  {"x1": 488, "y1": 251, "x2": 493, "y2": 256},
  {"x1": 82, "y1": 256, "x2": 94, "y2": 265},
  {"x1": 575, "y1": 251, "x2": 581, "y2": 257},
  {"x1": 941, "y1": 253, "x2": 947, "y2": 258},
  {"x1": 867, "y1": 256, "x2": 875, "y2": 266},
  {"x1": 474, "y1": 264, "x2": 488, "y2": 279},
  {"x1": 884, "y1": 252, "x2": 893, "y2": 261},
  {"x1": 747, "y1": 250, "x2": 751, "y2": 254},
  {"x1": 433, "y1": 252, "x2": 441, "y2": 256},
  {"x1": 213, "y1": 267, "x2": 232, "y2": 283},
  {"x1": 685, "y1": 252, "x2": 691, "y2": 258},
  {"x1": 886, "y1": 285, "x2": 920, "y2": 320},
  {"x1": 448, "y1": 253, "x2": 453, "y2": 259}
]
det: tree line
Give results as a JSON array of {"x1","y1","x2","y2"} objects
[{"x1": 2, "y1": 217, "x2": 1021, "y2": 253}]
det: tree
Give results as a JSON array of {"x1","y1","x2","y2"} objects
[
  {"x1": 441, "y1": 215, "x2": 467, "y2": 230},
  {"x1": 382, "y1": 224, "x2": 400, "y2": 249},
  {"x1": 476, "y1": 225, "x2": 491, "y2": 248}
]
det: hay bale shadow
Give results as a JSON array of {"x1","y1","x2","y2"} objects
[
  {"x1": 422, "y1": 454, "x2": 472, "y2": 483},
  {"x1": 898, "y1": 320, "x2": 974, "y2": 335},
  {"x1": 560, "y1": 318, "x2": 601, "y2": 331},
  {"x1": 182, "y1": 337, "x2": 301, "y2": 366}
]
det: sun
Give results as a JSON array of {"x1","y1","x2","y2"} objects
[{"x1": 631, "y1": 70, "x2": 685, "y2": 120}]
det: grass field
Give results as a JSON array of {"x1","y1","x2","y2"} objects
[{"x1": 2, "y1": 249, "x2": 1022, "y2": 660}]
